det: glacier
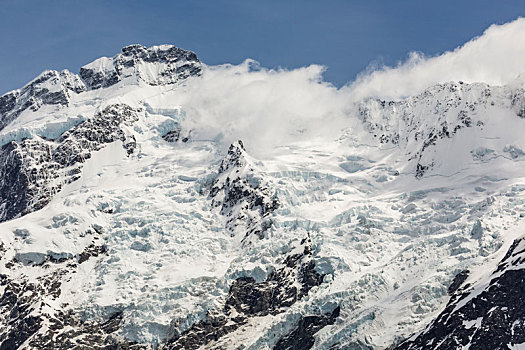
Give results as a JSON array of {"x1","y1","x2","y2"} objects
[{"x1": 0, "y1": 20, "x2": 525, "y2": 350}]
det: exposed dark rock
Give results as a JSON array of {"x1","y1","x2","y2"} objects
[
  {"x1": 415, "y1": 163, "x2": 430, "y2": 179},
  {"x1": 0, "y1": 138, "x2": 59, "y2": 222},
  {"x1": 447, "y1": 270, "x2": 469, "y2": 295},
  {"x1": 164, "y1": 142, "x2": 295, "y2": 349},
  {"x1": 53, "y1": 104, "x2": 139, "y2": 167},
  {"x1": 512, "y1": 89, "x2": 525, "y2": 118},
  {"x1": 397, "y1": 236, "x2": 525, "y2": 349},
  {"x1": 0, "y1": 242, "x2": 132, "y2": 350},
  {"x1": 274, "y1": 306, "x2": 340, "y2": 350},
  {"x1": 0, "y1": 45, "x2": 200, "y2": 137},
  {"x1": 165, "y1": 314, "x2": 245, "y2": 350},
  {"x1": 79, "y1": 44, "x2": 201, "y2": 90},
  {"x1": 357, "y1": 82, "x2": 513, "y2": 178},
  {"x1": 166, "y1": 236, "x2": 325, "y2": 349},
  {"x1": 162, "y1": 128, "x2": 181, "y2": 142},
  {"x1": 209, "y1": 141, "x2": 280, "y2": 240},
  {"x1": 226, "y1": 236, "x2": 324, "y2": 317},
  {"x1": 162, "y1": 127, "x2": 190, "y2": 143},
  {"x1": 0, "y1": 70, "x2": 86, "y2": 133},
  {"x1": 0, "y1": 104, "x2": 140, "y2": 223},
  {"x1": 218, "y1": 140, "x2": 247, "y2": 173},
  {"x1": 24, "y1": 307, "x2": 140, "y2": 350},
  {"x1": 0, "y1": 271, "x2": 63, "y2": 349},
  {"x1": 78, "y1": 243, "x2": 108, "y2": 264}
]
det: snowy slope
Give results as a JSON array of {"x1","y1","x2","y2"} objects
[
  {"x1": 0, "y1": 36, "x2": 524, "y2": 350},
  {"x1": 398, "y1": 232, "x2": 525, "y2": 349}
]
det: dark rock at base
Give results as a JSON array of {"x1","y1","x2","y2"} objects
[
  {"x1": 447, "y1": 269, "x2": 469, "y2": 295},
  {"x1": 397, "y1": 236, "x2": 525, "y2": 350},
  {"x1": 0, "y1": 268, "x2": 138, "y2": 349},
  {"x1": 166, "y1": 236, "x2": 325, "y2": 349},
  {"x1": 274, "y1": 306, "x2": 340, "y2": 350},
  {"x1": 226, "y1": 240, "x2": 324, "y2": 317},
  {"x1": 165, "y1": 315, "x2": 245, "y2": 350}
]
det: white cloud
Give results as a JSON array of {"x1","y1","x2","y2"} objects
[
  {"x1": 171, "y1": 18, "x2": 525, "y2": 156},
  {"x1": 175, "y1": 60, "x2": 353, "y2": 156},
  {"x1": 346, "y1": 17, "x2": 525, "y2": 100}
]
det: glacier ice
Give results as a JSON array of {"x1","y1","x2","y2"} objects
[{"x1": 0, "y1": 40, "x2": 525, "y2": 349}]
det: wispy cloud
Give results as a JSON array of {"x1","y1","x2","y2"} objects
[
  {"x1": 346, "y1": 17, "x2": 525, "y2": 99},
  {"x1": 170, "y1": 18, "x2": 525, "y2": 155},
  {"x1": 175, "y1": 60, "x2": 352, "y2": 155}
]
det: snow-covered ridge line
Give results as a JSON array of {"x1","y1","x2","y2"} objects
[
  {"x1": 357, "y1": 80, "x2": 525, "y2": 178},
  {"x1": 0, "y1": 44, "x2": 201, "y2": 137}
]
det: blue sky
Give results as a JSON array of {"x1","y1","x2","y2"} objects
[{"x1": 0, "y1": 0, "x2": 523, "y2": 94}]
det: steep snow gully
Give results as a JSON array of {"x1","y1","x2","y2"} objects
[{"x1": 1, "y1": 25, "x2": 525, "y2": 350}]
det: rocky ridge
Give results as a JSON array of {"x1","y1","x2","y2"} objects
[
  {"x1": 0, "y1": 45, "x2": 201, "y2": 134},
  {"x1": 358, "y1": 81, "x2": 525, "y2": 177},
  {"x1": 0, "y1": 104, "x2": 139, "y2": 223},
  {"x1": 398, "y1": 235, "x2": 525, "y2": 349},
  {"x1": 208, "y1": 141, "x2": 280, "y2": 242}
]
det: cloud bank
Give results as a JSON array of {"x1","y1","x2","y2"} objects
[
  {"x1": 174, "y1": 61, "x2": 352, "y2": 155},
  {"x1": 170, "y1": 18, "x2": 525, "y2": 155},
  {"x1": 346, "y1": 17, "x2": 525, "y2": 100}
]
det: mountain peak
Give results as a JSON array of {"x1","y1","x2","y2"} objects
[
  {"x1": 119, "y1": 44, "x2": 199, "y2": 62},
  {"x1": 218, "y1": 140, "x2": 249, "y2": 175},
  {"x1": 120, "y1": 44, "x2": 148, "y2": 55},
  {"x1": 1, "y1": 36, "x2": 525, "y2": 349},
  {"x1": 0, "y1": 44, "x2": 201, "y2": 135},
  {"x1": 79, "y1": 44, "x2": 201, "y2": 90}
]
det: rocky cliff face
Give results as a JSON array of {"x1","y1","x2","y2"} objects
[
  {"x1": 0, "y1": 104, "x2": 139, "y2": 223},
  {"x1": 79, "y1": 44, "x2": 201, "y2": 89},
  {"x1": 397, "y1": 235, "x2": 525, "y2": 350},
  {"x1": 0, "y1": 70, "x2": 85, "y2": 132}
]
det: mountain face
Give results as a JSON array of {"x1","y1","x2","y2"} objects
[
  {"x1": 0, "y1": 44, "x2": 524, "y2": 350},
  {"x1": 79, "y1": 44, "x2": 201, "y2": 89},
  {"x1": 0, "y1": 104, "x2": 138, "y2": 223},
  {"x1": 398, "y1": 236, "x2": 525, "y2": 349},
  {"x1": 0, "y1": 44, "x2": 201, "y2": 136}
]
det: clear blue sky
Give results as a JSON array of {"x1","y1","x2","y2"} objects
[{"x1": 0, "y1": 0, "x2": 523, "y2": 94}]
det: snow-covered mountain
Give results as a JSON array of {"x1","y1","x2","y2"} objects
[{"x1": 0, "y1": 34, "x2": 525, "y2": 350}]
